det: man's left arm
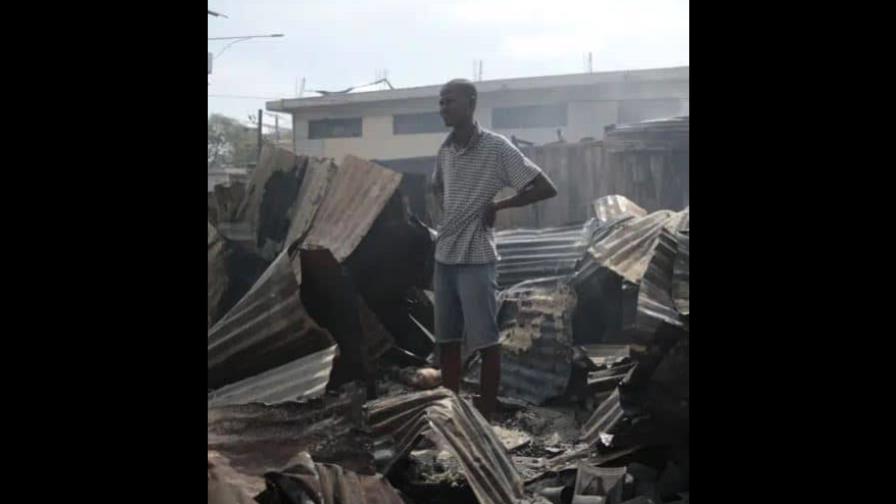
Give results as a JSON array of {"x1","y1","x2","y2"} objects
[{"x1": 485, "y1": 142, "x2": 557, "y2": 227}]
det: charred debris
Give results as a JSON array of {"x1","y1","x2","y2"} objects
[{"x1": 209, "y1": 143, "x2": 689, "y2": 504}]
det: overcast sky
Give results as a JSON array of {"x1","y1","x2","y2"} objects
[{"x1": 208, "y1": 0, "x2": 689, "y2": 127}]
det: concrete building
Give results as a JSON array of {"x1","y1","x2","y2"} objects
[{"x1": 266, "y1": 66, "x2": 688, "y2": 167}]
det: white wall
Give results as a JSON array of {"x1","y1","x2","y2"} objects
[{"x1": 288, "y1": 79, "x2": 686, "y2": 161}]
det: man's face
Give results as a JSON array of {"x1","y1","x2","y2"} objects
[{"x1": 439, "y1": 86, "x2": 473, "y2": 128}]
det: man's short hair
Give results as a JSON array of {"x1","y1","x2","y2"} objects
[{"x1": 443, "y1": 79, "x2": 478, "y2": 105}]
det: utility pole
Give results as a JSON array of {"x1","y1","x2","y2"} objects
[{"x1": 257, "y1": 109, "x2": 263, "y2": 160}]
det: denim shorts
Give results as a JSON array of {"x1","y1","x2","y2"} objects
[{"x1": 434, "y1": 261, "x2": 500, "y2": 355}]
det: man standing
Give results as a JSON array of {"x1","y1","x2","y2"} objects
[{"x1": 432, "y1": 79, "x2": 557, "y2": 420}]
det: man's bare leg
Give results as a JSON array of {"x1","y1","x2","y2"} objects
[
  {"x1": 476, "y1": 345, "x2": 500, "y2": 421},
  {"x1": 439, "y1": 342, "x2": 461, "y2": 393}
]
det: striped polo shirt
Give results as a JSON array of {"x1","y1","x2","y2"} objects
[{"x1": 432, "y1": 123, "x2": 544, "y2": 264}]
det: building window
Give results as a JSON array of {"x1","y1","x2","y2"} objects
[
  {"x1": 618, "y1": 99, "x2": 684, "y2": 124},
  {"x1": 308, "y1": 118, "x2": 362, "y2": 139},
  {"x1": 393, "y1": 112, "x2": 449, "y2": 135},
  {"x1": 492, "y1": 104, "x2": 568, "y2": 129}
]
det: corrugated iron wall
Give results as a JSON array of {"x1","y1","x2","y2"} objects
[{"x1": 494, "y1": 137, "x2": 688, "y2": 230}]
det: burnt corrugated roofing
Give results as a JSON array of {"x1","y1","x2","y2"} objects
[
  {"x1": 581, "y1": 388, "x2": 627, "y2": 447},
  {"x1": 592, "y1": 195, "x2": 647, "y2": 225},
  {"x1": 672, "y1": 233, "x2": 689, "y2": 317},
  {"x1": 495, "y1": 220, "x2": 597, "y2": 289},
  {"x1": 207, "y1": 345, "x2": 338, "y2": 407},
  {"x1": 296, "y1": 155, "x2": 403, "y2": 262},
  {"x1": 257, "y1": 452, "x2": 405, "y2": 504},
  {"x1": 470, "y1": 279, "x2": 578, "y2": 405},
  {"x1": 365, "y1": 388, "x2": 525, "y2": 504},
  {"x1": 585, "y1": 211, "x2": 679, "y2": 285},
  {"x1": 208, "y1": 386, "x2": 372, "y2": 478},
  {"x1": 208, "y1": 249, "x2": 336, "y2": 391}
]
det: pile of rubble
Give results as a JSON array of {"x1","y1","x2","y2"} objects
[{"x1": 208, "y1": 146, "x2": 689, "y2": 504}]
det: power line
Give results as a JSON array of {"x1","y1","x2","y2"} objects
[{"x1": 208, "y1": 94, "x2": 278, "y2": 100}]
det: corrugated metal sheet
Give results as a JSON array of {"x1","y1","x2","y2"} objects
[
  {"x1": 490, "y1": 117, "x2": 688, "y2": 229},
  {"x1": 542, "y1": 444, "x2": 643, "y2": 476},
  {"x1": 625, "y1": 227, "x2": 683, "y2": 342},
  {"x1": 585, "y1": 211, "x2": 679, "y2": 285},
  {"x1": 209, "y1": 222, "x2": 231, "y2": 328},
  {"x1": 581, "y1": 344, "x2": 632, "y2": 368},
  {"x1": 208, "y1": 386, "x2": 371, "y2": 478},
  {"x1": 365, "y1": 388, "x2": 525, "y2": 504},
  {"x1": 581, "y1": 388, "x2": 627, "y2": 448},
  {"x1": 298, "y1": 155, "x2": 403, "y2": 262},
  {"x1": 207, "y1": 345, "x2": 338, "y2": 407},
  {"x1": 604, "y1": 117, "x2": 689, "y2": 152},
  {"x1": 284, "y1": 157, "x2": 337, "y2": 250},
  {"x1": 495, "y1": 220, "x2": 597, "y2": 289},
  {"x1": 676, "y1": 207, "x2": 689, "y2": 234},
  {"x1": 592, "y1": 195, "x2": 647, "y2": 224},
  {"x1": 587, "y1": 362, "x2": 638, "y2": 392},
  {"x1": 479, "y1": 279, "x2": 578, "y2": 405},
  {"x1": 672, "y1": 233, "x2": 689, "y2": 317},
  {"x1": 495, "y1": 141, "x2": 603, "y2": 230},
  {"x1": 257, "y1": 452, "x2": 405, "y2": 504},
  {"x1": 208, "y1": 249, "x2": 336, "y2": 391},
  {"x1": 208, "y1": 221, "x2": 270, "y2": 330},
  {"x1": 234, "y1": 145, "x2": 310, "y2": 255}
]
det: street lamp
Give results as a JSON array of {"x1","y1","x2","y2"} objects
[{"x1": 209, "y1": 34, "x2": 284, "y2": 58}]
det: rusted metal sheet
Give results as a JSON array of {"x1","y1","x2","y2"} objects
[
  {"x1": 208, "y1": 385, "x2": 373, "y2": 478},
  {"x1": 234, "y1": 145, "x2": 311, "y2": 257},
  {"x1": 208, "y1": 249, "x2": 336, "y2": 391},
  {"x1": 592, "y1": 195, "x2": 647, "y2": 225},
  {"x1": 207, "y1": 344, "x2": 338, "y2": 407},
  {"x1": 299, "y1": 155, "x2": 403, "y2": 262},
  {"x1": 284, "y1": 157, "x2": 337, "y2": 249},
  {"x1": 257, "y1": 452, "x2": 405, "y2": 504},
  {"x1": 495, "y1": 220, "x2": 597, "y2": 289},
  {"x1": 469, "y1": 279, "x2": 577, "y2": 405},
  {"x1": 365, "y1": 388, "x2": 525, "y2": 504}
]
